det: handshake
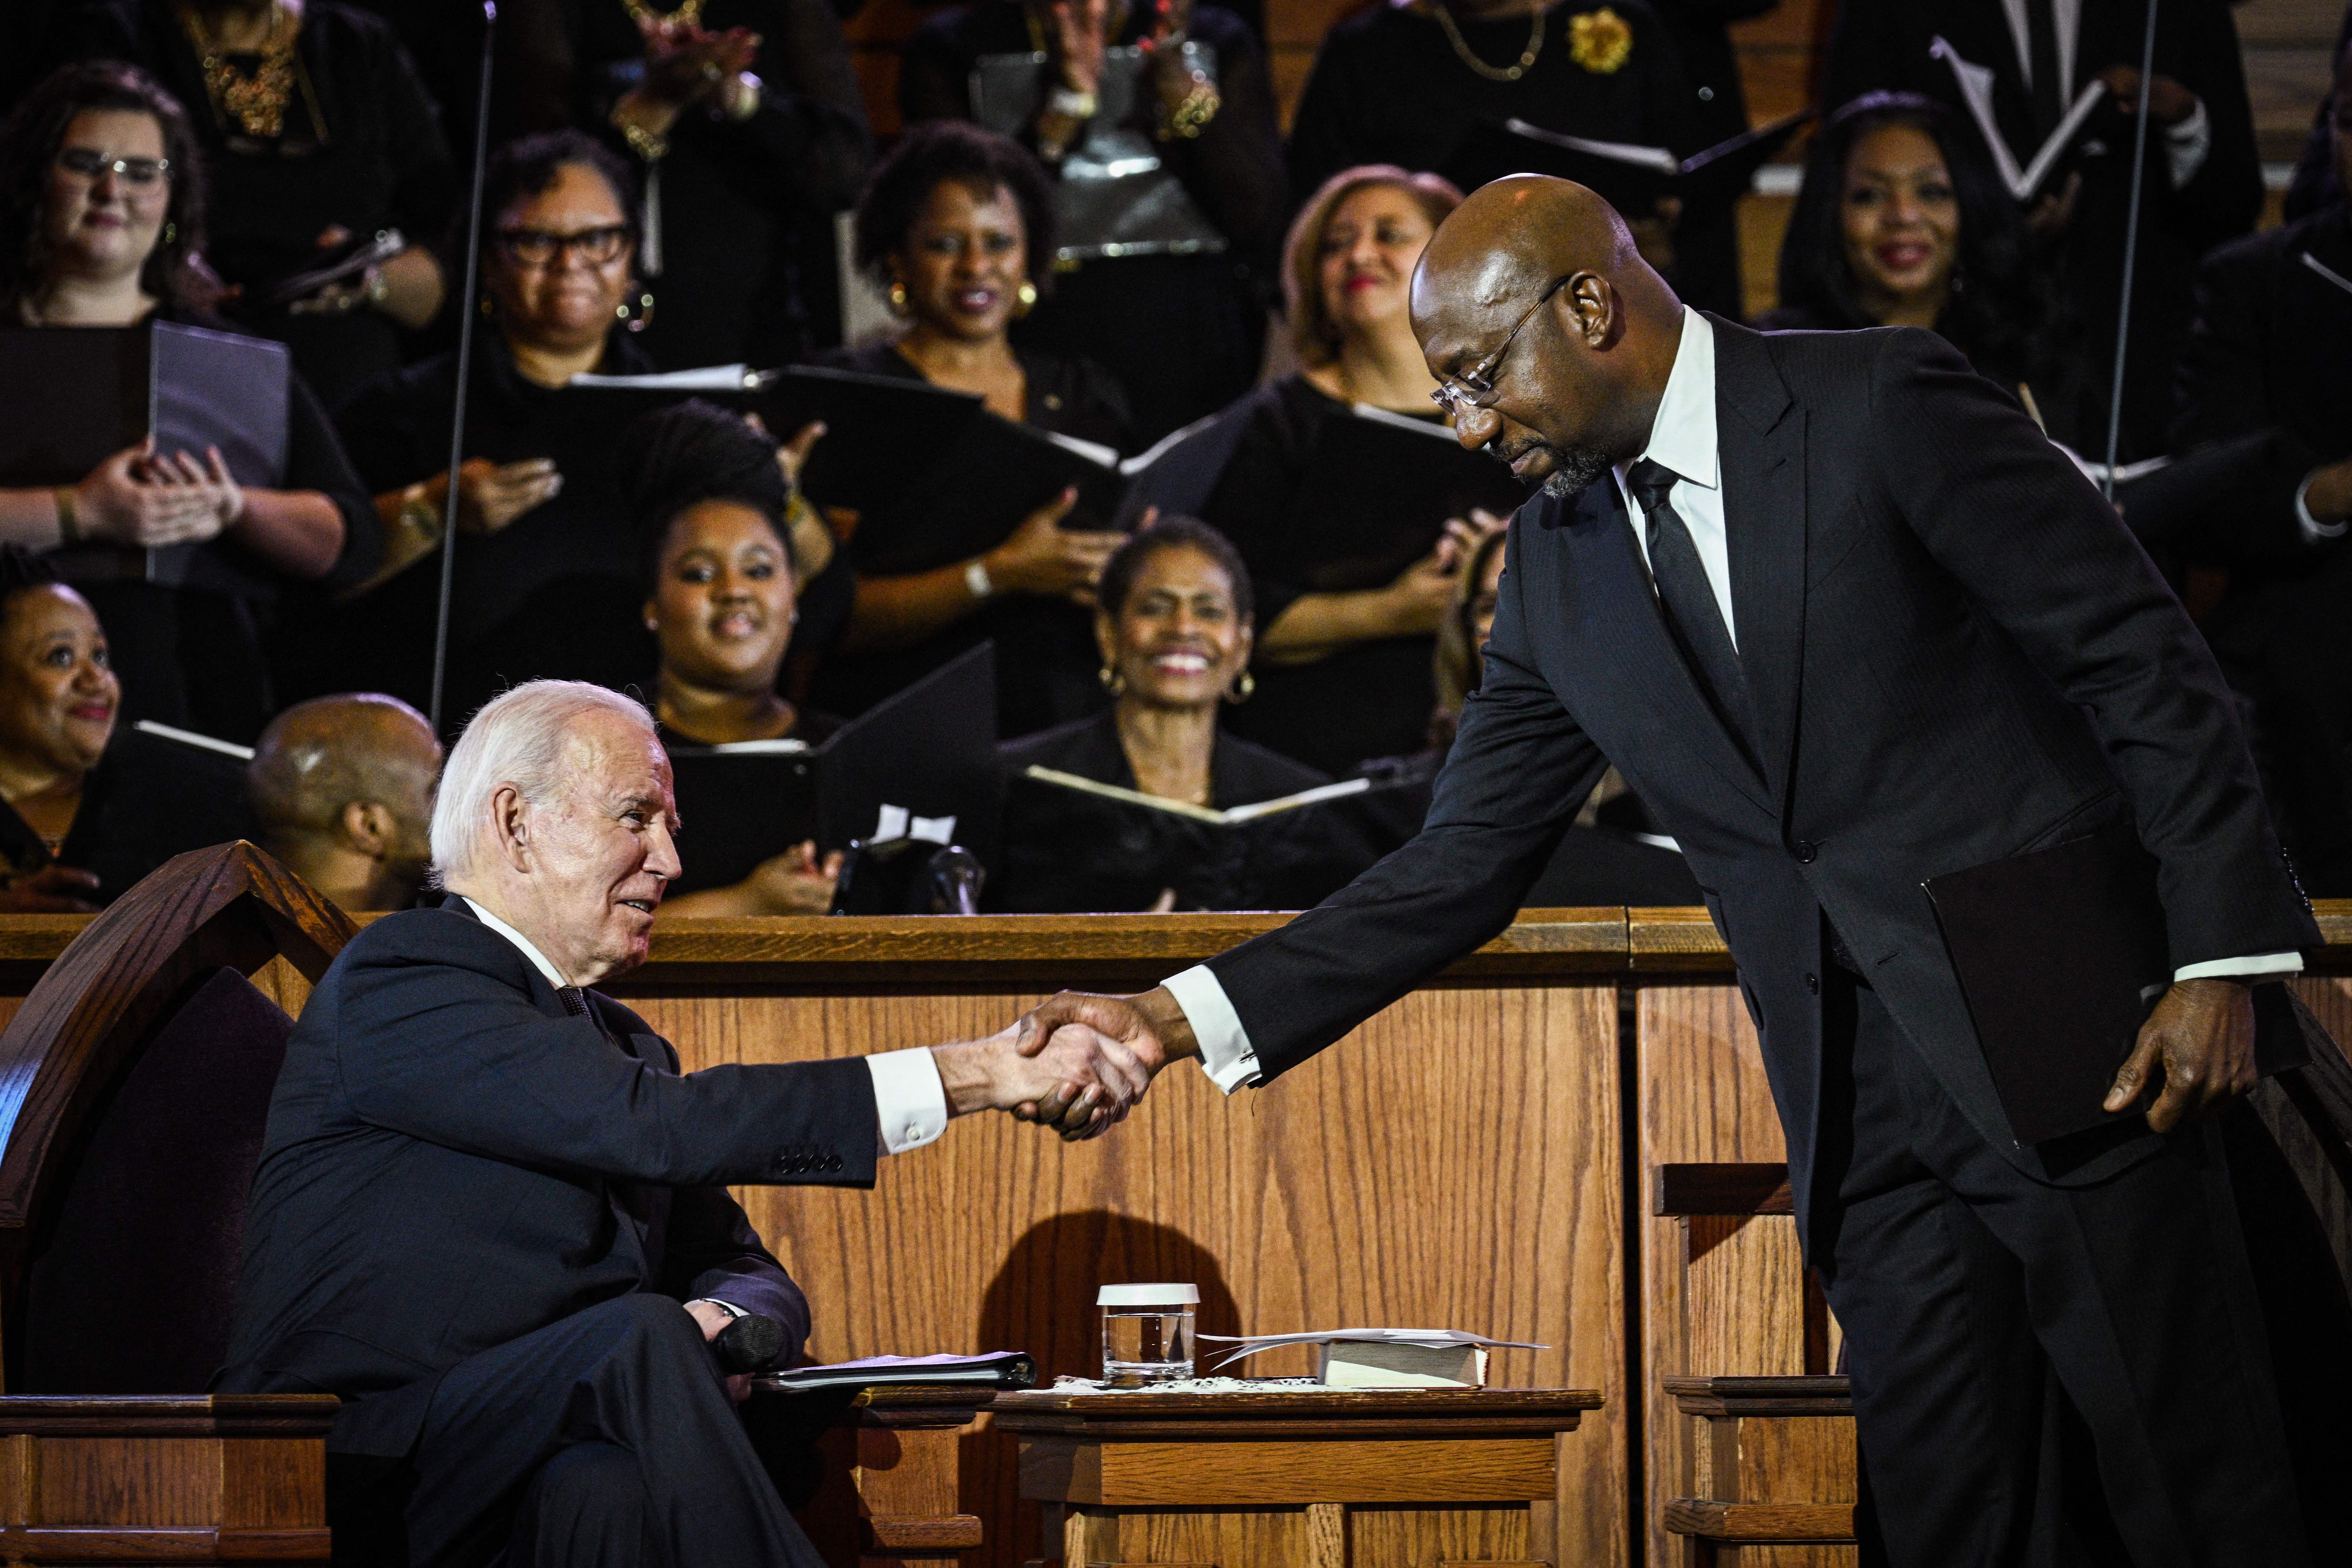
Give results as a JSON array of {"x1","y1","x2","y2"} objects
[{"x1": 928, "y1": 987, "x2": 1204, "y2": 1141}]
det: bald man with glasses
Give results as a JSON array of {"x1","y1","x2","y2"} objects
[{"x1": 1021, "y1": 176, "x2": 2323, "y2": 1567}]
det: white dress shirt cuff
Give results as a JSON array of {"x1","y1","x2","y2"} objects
[
  {"x1": 2173, "y1": 952, "x2": 2302, "y2": 983},
  {"x1": 1163, "y1": 965, "x2": 1261, "y2": 1094},
  {"x1": 866, "y1": 1047, "x2": 949, "y2": 1154},
  {"x1": 2164, "y1": 97, "x2": 2211, "y2": 188},
  {"x1": 2295, "y1": 470, "x2": 2350, "y2": 545},
  {"x1": 686, "y1": 1297, "x2": 747, "y2": 1318}
]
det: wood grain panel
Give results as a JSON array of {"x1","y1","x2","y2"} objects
[
  {"x1": 1732, "y1": 1417, "x2": 1854, "y2": 1508},
  {"x1": 36, "y1": 1437, "x2": 218, "y2": 1526},
  {"x1": 1077, "y1": 1504, "x2": 1302, "y2": 1567},
  {"x1": 220, "y1": 1439, "x2": 325, "y2": 1528},
  {"x1": 1067, "y1": 1437, "x2": 1556, "y2": 1506},
  {"x1": 1685, "y1": 1216, "x2": 1808, "y2": 1381},
  {"x1": 1636, "y1": 985, "x2": 1792, "y2": 1568},
  {"x1": 647, "y1": 983, "x2": 1622, "y2": 1568},
  {"x1": 1348, "y1": 1502, "x2": 1529, "y2": 1565}
]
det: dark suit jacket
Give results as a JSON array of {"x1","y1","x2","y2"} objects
[
  {"x1": 1202, "y1": 319, "x2": 2316, "y2": 1234},
  {"x1": 216, "y1": 900, "x2": 880, "y2": 1455},
  {"x1": 1823, "y1": 0, "x2": 2263, "y2": 458}
]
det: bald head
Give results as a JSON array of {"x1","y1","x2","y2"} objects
[
  {"x1": 1411, "y1": 176, "x2": 1684, "y2": 497},
  {"x1": 249, "y1": 695, "x2": 443, "y2": 911}
]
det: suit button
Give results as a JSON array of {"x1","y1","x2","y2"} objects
[
  {"x1": 1805, "y1": 972, "x2": 1820, "y2": 995},
  {"x1": 824, "y1": 1155, "x2": 844, "y2": 1173},
  {"x1": 1793, "y1": 839, "x2": 1818, "y2": 863}
]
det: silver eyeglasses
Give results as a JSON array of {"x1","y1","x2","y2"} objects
[
  {"x1": 56, "y1": 148, "x2": 171, "y2": 187},
  {"x1": 1429, "y1": 271, "x2": 1575, "y2": 419}
]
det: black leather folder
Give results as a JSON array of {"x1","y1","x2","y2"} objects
[{"x1": 1923, "y1": 821, "x2": 2308, "y2": 1144}]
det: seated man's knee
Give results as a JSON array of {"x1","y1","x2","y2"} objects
[{"x1": 512, "y1": 1442, "x2": 653, "y2": 1567}]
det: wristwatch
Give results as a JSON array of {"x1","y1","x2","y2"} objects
[
  {"x1": 1045, "y1": 84, "x2": 1099, "y2": 120},
  {"x1": 965, "y1": 558, "x2": 995, "y2": 600}
]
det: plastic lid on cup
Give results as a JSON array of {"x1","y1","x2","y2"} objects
[{"x1": 1097, "y1": 1283, "x2": 1200, "y2": 1306}]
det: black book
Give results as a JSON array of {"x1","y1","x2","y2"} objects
[
  {"x1": 752, "y1": 364, "x2": 985, "y2": 519},
  {"x1": 756, "y1": 1350, "x2": 1036, "y2": 1393},
  {"x1": 851, "y1": 403, "x2": 1252, "y2": 576},
  {"x1": 1277, "y1": 406, "x2": 1527, "y2": 593},
  {"x1": 990, "y1": 767, "x2": 1391, "y2": 913},
  {"x1": 663, "y1": 643, "x2": 999, "y2": 894},
  {"x1": 1931, "y1": 36, "x2": 2110, "y2": 203},
  {"x1": 1923, "y1": 821, "x2": 2310, "y2": 1144},
  {"x1": 1443, "y1": 110, "x2": 1811, "y2": 214}
]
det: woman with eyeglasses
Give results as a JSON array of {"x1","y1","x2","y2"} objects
[
  {"x1": 0, "y1": 61, "x2": 374, "y2": 744},
  {"x1": 1197, "y1": 165, "x2": 1507, "y2": 776},
  {"x1": 60, "y1": 0, "x2": 454, "y2": 408},
  {"x1": 322, "y1": 129, "x2": 839, "y2": 726}
]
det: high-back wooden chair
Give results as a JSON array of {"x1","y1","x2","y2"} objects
[{"x1": 0, "y1": 840, "x2": 352, "y2": 1563}]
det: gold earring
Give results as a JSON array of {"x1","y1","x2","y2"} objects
[
  {"x1": 479, "y1": 294, "x2": 494, "y2": 317},
  {"x1": 1098, "y1": 664, "x2": 1127, "y2": 696},
  {"x1": 616, "y1": 289, "x2": 655, "y2": 330},
  {"x1": 1224, "y1": 670, "x2": 1255, "y2": 704},
  {"x1": 162, "y1": 220, "x2": 176, "y2": 246},
  {"x1": 1014, "y1": 279, "x2": 1038, "y2": 317},
  {"x1": 887, "y1": 280, "x2": 910, "y2": 317}
]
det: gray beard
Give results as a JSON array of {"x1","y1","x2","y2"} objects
[{"x1": 1538, "y1": 444, "x2": 1615, "y2": 500}]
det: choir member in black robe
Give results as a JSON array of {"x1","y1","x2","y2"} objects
[
  {"x1": 0, "y1": 550, "x2": 253, "y2": 912},
  {"x1": 1201, "y1": 167, "x2": 1508, "y2": 776},
  {"x1": 1822, "y1": 0, "x2": 2264, "y2": 462},
  {"x1": 991, "y1": 519, "x2": 1385, "y2": 912},
  {"x1": 616, "y1": 400, "x2": 846, "y2": 915},
  {"x1": 815, "y1": 123, "x2": 1132, "y2": 737},
  {"x1": 61, "y1": 0, "x2": 453, "y2": 409},
  {"x1": 0, "y1": 63, "x2": 374, "y2": 744},
  {"x1": 900, "y1": 0, "x2": 1285, "y2": 443},
  {"x1": 325, "y1": 132, "x2": 841, "y2": 725},
  {"x1": 2170, "y1": 39, "x2": 2352, "y2": 894},
  {"x1": 1284, "y1": 0, "x2": 1702, "y2": 301},
  {"x1": 1759, "y1": 92, "x2": 2078, "y2": 444},
  {"x1": 565, "y1": 0, "x2": 873, "y2": 367}
]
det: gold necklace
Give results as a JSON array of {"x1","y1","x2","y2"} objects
[
  {"x1": 1428, "y1": 0, "x2": 1544, "y2": 83},
  {"x1": 621, "y1": 0, "x2": 708, "y2": 29},
  {"x1": 181, "y1": 2, "x2": 301, "y2": 139}
]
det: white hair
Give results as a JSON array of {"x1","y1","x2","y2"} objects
[{"x1": 427, "y1": 681, "x2": 657, "y2": 887}]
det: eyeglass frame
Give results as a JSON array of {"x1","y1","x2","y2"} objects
[
  {"x1": 54, "y1": 148, "x2": 172, "y2": 188},
  {"x1": 1429, "y1": 270, "x2": 1578, "y2": 419},
  {"x1": 493, "y1": 224, "x2": 633, "y2": 268}
]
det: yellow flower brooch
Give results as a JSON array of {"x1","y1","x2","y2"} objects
[{"x1": 1568, "y1": 7, "x2": 1633, "y2": 74}]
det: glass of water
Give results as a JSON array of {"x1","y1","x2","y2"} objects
[{"x1": 1097, "y1": 1283, "x2": 1198, "y2": 1386}]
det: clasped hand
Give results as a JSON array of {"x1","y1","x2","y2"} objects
[{"x1": 934, "y1": 1004, "x2": 1164, "y2": 1140}]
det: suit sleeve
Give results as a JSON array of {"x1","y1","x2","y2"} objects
[
  {"x1": 329, "y1": 935, "x2": 883, "y2": 1187},
  {"x1": 660, "y1": 1183, "x2": 812, "y2": 1364},
  {"x1": 1866, "y1": 328, "x2": 2316, "y2": 965},
  {"x1": 1202, "y1": 514, "x2": 1610, "y2": 1080}
]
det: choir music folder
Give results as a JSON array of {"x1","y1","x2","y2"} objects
[
  {"x1": 662, "y1": 642, "x2": 999, "y2": 893},
  {"x1": 1274, "y1": 406, "x2": 1527, "y2": 593},
  {"x1": 0, "y1": 320, "x2": 290, "y2": 593},
  {"x1": 1442, "y1": 110, "x2": 1810, "y2": 214},
  {"x1": 1922, "y1": 821, "x2": 2309, "y2": 1145},
  {"x1": 851, "y1": 402, "x2": 1251, "y2": 576},
  {"x1": 991, "y1": 766, "x2": 1391, "y2": 913},
  {"x1": 752, "y1": 364, "x2": 986, "y2": 518},
  {"x1": 1931, "y1": 36, "x2": 2109, "y2": 202}
]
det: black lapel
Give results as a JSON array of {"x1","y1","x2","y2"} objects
[
  {"x1": 1559, "y1": 477, "x2": 1773, "y2": 815},
  {"x1": 1711, "y1": 317, "x2": 1807, "y2": 812}
]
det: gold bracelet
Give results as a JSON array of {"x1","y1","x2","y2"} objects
[
  {"x1": 52, "y1": 487, "x2": 79, "y2": 547},
  {"x1": 616, "y1": 116, "x2": 669, "y2": 162},
  {"x1": 1157, "y1": 76, "x2": 1221, "y2": 140}
]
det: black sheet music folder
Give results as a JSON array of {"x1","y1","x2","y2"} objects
[
  {"x1": 1923, "y1": 821, "x2": 2308, "y2": 1144},
  {"x1": 1443, "y1": 110, "x2": 1810, "y2": 214}
]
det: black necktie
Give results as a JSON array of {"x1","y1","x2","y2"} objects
[
  {"x1": 1626, "y1": 458, "x2": 1756, "y2": 757},
  {"x1": 2025, "y1": 0, "x2": 2065, "y2": 137}
]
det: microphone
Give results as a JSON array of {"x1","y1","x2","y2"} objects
[
  {"x1": 712, "y1": 1311, "x2": 785, "y2": 1375},
  {"x1": 926, "y1": 845, "x2": 986, "y2": 915}
]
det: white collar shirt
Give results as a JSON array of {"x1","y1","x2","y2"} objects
[
  {"x1": 462, "y1": 896, "x2": 569, "y2": 989},
  {"x1": 1997, "y1": 0, "x2": 2081, "y2": 99},
  {"x1": 1612, "y1": 304, "x2": 1736, "y2": 649}
]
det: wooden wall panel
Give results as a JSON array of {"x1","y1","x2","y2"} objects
[
  {"x1": 642, "y1": 981, "x2": 1623, "y2": 1568},
  {"x1": 1636, "y1": 985, "x2": 1795, "y2": 1568}
]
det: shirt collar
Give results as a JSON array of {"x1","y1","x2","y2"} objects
[
  {"x1": 461, "y1": 896, "x2": 570, "y2": 990},
  {"x1": 1630, "y1": 305, "x2": 1719, "y2": 492}
]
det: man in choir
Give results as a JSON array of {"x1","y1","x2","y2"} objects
[
  {"x1": 216, "y1": 679, "x2": 1147, "y2": 1566},
  {"x1": 247, "y1": 693, "x2": 442, "y2": 914},
  {"x1": 1017, "y1": 177, "x2": 2318, "y2": 1566},
  {"x1": 2170, "y1": 34, "x2": 2352, "y2": 897}
]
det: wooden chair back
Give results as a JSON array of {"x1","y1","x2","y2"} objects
[{"x1": 0, "y1": 841, "x2": 354, "y2": 1393}]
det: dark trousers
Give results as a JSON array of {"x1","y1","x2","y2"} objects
[
  {"x1": 1810, "y1": 963, "x2": 2308, "y2": 1568},
  {"x1": 392, "y1": 1292, "x2": 822, "y2": 1568}
]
